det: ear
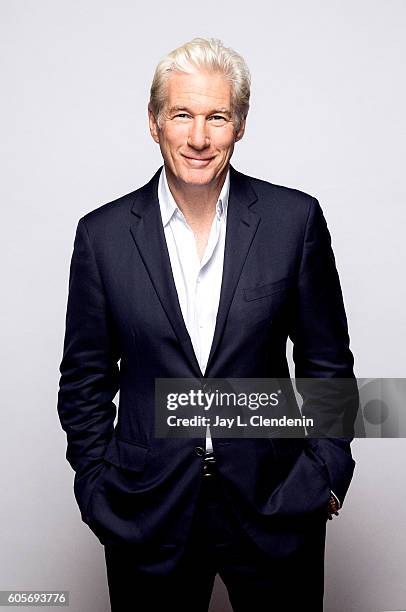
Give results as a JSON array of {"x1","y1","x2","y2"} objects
[
  {"x1": 148, "y1": 104, "x2": 160, "y2": 144},
  {"x1": 235, "y1": 116, "x2": 247, "y2": 142}
]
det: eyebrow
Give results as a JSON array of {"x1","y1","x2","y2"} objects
[{"x1": 168, "y1": 105, "x2": 232, "y2": 117}]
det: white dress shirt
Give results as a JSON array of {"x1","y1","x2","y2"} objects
[
  {"x1": 157, "y1": 165, "x2": 341, "y2": 509},
  {"x1": 157, "y1": 165, "x2": 229, "y2": 454}
]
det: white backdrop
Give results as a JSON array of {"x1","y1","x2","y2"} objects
[{"x1": 1, "y1": 1, "x2": 406, "y2": 610}]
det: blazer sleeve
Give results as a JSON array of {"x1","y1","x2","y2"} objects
[
  {"x1": 57, "y1": 217, "x2": 120, "y2": 476},
  {"x1": 288, "y1": 197, "x2": 358, "y2": 505}
]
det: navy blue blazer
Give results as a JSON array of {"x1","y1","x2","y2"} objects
[{"x1": 57, "y1": 165, "x2": 357, "y2": 554}]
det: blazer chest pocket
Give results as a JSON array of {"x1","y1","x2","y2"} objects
[
  {"x1": 244, "y1": 276, "x2": 295, "y2": 302},
  {"x1": 103, "y1": 435, "x2": 149, "y2": 472}
]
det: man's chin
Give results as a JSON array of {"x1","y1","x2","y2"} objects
[
  {"x1": 177, "y1": 169, "x2": 217, "y2": 187},
  {"x1": 188, "y1": 172, "x2": 215, "y2": 185},
  {"x1": 177, "y1": 164, "x2": 228, "y2": 187}
]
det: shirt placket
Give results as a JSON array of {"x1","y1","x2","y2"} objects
[{"x1": 195, "y1": 209, "x2": 223, "y2": 374}]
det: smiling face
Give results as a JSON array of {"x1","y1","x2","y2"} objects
[{"x1": 148, "y1": 70, "x2": 246, "y2": 189}]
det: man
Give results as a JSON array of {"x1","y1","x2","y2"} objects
[{"x1": 57, "y1": 37, "x2": 357, "y2": 611}]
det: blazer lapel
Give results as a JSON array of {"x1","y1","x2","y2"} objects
[
  {"x1": 205, "y1": 165, "x2": 260, "y2": 375},
  {"x1": 129, "y1": 164, "x2": 260, "y2": 379},
  {"x1": 129, "y1": 166, "x2": 203, "y2": 378}
]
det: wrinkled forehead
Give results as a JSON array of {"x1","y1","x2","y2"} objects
[{"x1": 163, "y1": 69, "x2": 233, "y2": 114}]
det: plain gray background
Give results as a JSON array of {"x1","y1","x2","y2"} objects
[{"x1": 1, "y1": 1, "x2": 406, "y2": 610}]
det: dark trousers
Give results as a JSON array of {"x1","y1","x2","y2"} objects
[{"x1": 104, "y1": 470, "x2": 326, "y2": 611}]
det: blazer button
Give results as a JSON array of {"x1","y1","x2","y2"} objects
[{"x1": 194, "y1": 446, "x2": 205, "y2": 457}]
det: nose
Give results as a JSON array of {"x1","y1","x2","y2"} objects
[{"x1": 187, "y1": 117, "x2": 210, "y2": 150}]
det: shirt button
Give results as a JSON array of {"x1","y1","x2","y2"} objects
[{"x1": 194, "y1": 446, "x2": 205, "y2": 457}]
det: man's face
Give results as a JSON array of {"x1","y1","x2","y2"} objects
[{"x1": 148, "y1": 70, "x2": 246, "y2": 188}]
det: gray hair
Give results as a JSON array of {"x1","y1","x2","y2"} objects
[{"x1": 149, "y1": 37, "x2": 251, "y2": 132}]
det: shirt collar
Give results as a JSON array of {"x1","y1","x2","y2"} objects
[{"x1": 158, "y1": 165, "x2": 230, "y2": 227}]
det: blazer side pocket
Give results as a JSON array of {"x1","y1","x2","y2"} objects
[{"x1": 103, "y1": 436, "x2": 149, "y2": 472}]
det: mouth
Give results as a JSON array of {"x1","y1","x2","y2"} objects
[{"x1": 182, "y1": 155, "x2": 214, "y2": 168}]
